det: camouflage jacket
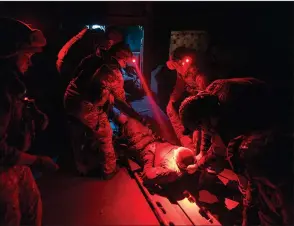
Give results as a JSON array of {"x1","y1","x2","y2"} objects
[
  {"x1": 205, "y1": 77, "x2": 271, "y2": 143},
  {"x1": 197, "y1": 77, "x2": 271, "y2": 164},
  {"x1": 0, "y1": 70, "x2": 27, "y2": 167},
  {"x1": 64, "y1": 58, "x2": 126, "y2": 114},
  {"x1": 167, "y1": 68, "x2": 210, "y2": 152},
  {"x1": 227, "y1": 130, "x2": 293, "y2": 225},
  {"x1": 198, "y1": 77, "x2": 291, "y2": 224}
]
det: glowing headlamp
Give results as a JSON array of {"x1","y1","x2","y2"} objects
[{"x1": 181, "y1": 56, "x2": 192, "y2": 66}]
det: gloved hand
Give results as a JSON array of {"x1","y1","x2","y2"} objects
[
  {"x1": 186, "y1": 163, "x2": 200, "y2": 174},
  {"x1": 195, "y1": 152, "x2": 204, "y2": 162},
  {"x1": 32, "y1": 156, "x2": 59, "y2": 172},
  {"x1": 186, "y1": 154, "x2": 207, "y2": 174}
]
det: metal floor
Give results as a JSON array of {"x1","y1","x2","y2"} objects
[
  {"x1": 37, "y1": 168, "x2": 159, "y2": 226},
  {"x1": 37, "y1": 165, "x2": 242, "y2": 226}
]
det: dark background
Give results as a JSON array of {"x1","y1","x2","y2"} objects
[{"x1": 0, "y1": 1, "x2": 292, "y2": 157}]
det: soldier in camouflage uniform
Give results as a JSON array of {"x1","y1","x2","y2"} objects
[
  {"x1": 64, "y1": 42, "x2": 142, "y2": 179},
  {"x1": 114, "y1": 111, "x2": 198, "y2": 185},
  {"x1": 166, "y1": 47, "x2": 212, "y2": 154},
  {"x1": 179, "y1": 77, "x2": 293, "y2": 225},
  {"x1": 0, "y1": 18, "x2": 59, "y2": 226}
]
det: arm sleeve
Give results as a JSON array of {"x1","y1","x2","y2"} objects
[
  {"x1": 102, "y1": 68, "x2": 142, "y2": 120},
  {"x1": 166, "y1": 76, "x2": 187, "y2": 140},
  {"x1": 0, "y1": 89, "x2": 21, "y2": 167},
  {"x1": 111, "y1": 83, "x2": 126, "y2": 102},
  {"x1": 105, "y1": 69, "x2": 127, "y2": 102},
  {"x1": 196, "y1": 74, "x2": 210, "y2": 91},
  {"x1": 196, "y1": 145, "x2": 217, "y2": 168},
  {"x1": 200, "y1": 131, "x2": 212, "y2": 153},
  {"x1": 56, "y1": 28, "x2": 88, "y2": 74}
]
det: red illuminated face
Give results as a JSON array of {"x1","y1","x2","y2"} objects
[
  {"x1": 126, "y1": 58, "x2": 138, "y2": 68},
  {"x1": 16, "y1": 51, "x2": 35, "y2": 74},
  {"x1": 118, "y1": 56, "x2": 133, "y2": 68},
  {"x1": 166, "y1": 56, "x2": 192, "y2": 76},
  {"x1": 182, "y1": 57, "x2": 191, "y2": 65}
]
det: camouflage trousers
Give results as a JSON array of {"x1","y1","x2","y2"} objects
[
  {"x1": 227, "y1": 134, "x2": 293, "y2": 226},
  {"x1": 236, "y1": 176, "x2": 293, "y2": 226},
  {"x1": 68, "y1": 101, "x2": 117, "y2": 175},
  {"x1": 0, "y1": 166, "x2": 42, "y2": 226}
]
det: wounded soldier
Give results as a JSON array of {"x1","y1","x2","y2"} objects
[{"x1": 114, "y1": 111, "x2": 198, "y2": 185}]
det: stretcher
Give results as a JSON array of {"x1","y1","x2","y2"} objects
[{"x1": 126, "y1": 158, "x2": 222, "y2": 226}]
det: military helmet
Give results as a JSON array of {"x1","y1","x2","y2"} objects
[{"x1": 0, "y1": 17, "x2": 46, "y2": 59}]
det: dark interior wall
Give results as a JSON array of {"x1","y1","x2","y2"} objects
[
  {"x1": 151, "y1": 2, "x2": 293, "y2": 88},
  {"x1": 150, "y1": 1, "x2": 293, "y2": 131}
]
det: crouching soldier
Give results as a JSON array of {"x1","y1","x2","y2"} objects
[{"x1": 179, "y1": 77, "x2": 293, "y2": 226}]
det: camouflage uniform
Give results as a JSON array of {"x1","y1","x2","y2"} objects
[
  {"x1": 194, "y1": 77, "x2": 270, "y2": 160},
  {"x1": 187, "y1": 77, "x2": 292, "y2": 225},
  {"x1": 0, "y1": 70, "x2": 42, "y2": 226},
  {"x1": 121, "y1": 118, "x2": 183, "y2": 185},
  {"x1": 0, "y1": 166, "x2": 42, "y2": 226},
  {"x1": 227, "y1": 131, "x2": 293, "y2": 226},
  {"x1": 166, "y1": 67, "x2": 211, "y2": 153},
  {"x1": 64, "y1": 61, "x2": 126, "y2": 175}
]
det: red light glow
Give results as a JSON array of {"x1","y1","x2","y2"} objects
[
  {"x1": 132, "y1": 63, "x2": 171, "y2": 139},
  {"x1": 181, "y1": 57, "x2": 191, "y2": 66},
  {"x1": 132, "y1": 58, "x2": 136, "y2": 63}
]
